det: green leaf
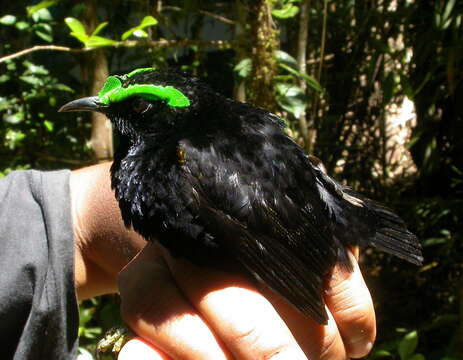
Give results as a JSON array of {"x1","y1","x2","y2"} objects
[
  {"x1": 65, "y1": 17, "x2": 88, "y2": 38},
  {"x1": 6, "y1": 61, "x2": 16, "y2": 71},
  {"x1": 140, "y1": 15, "x2": 158, "y2": 27},
  {"x1": 33, "y1": 23, "x2": 53, "y2": 42},
  {"x1": 19, "y1": 75, "x2": 43, "y2": 86},
  {"x1": 274, "y1": 50, "x2": 298, "y2": 69},
  {"x1": 272, "y1": 5, "x2": 300, "y2": 19},
  {"x1": 409, "y1": 354, "x2": 425, "y2": 360},
  {"x1": 85, "y1": 35, "x2": 117, "y2": 48},
  {"x1": 121, "y1": 15, "x2": 158, "y2": 40},
  {"x1": 43, "y1": 120, "x2": 54, "y2": 132},
  {"x1": 27, "y1": 0, "x2": 57, "y2": 17},
  {"x1": 234, "y1": 58, "x2": 252, "y2": 79},
  {"x1": 422, "y1": 237, "x2": 448, "y2": 246},
  {"x1": 50, "y1": 83, "x2": 74, "y2": 92},
  {"x1": 443, "y1": 0, "x2": 456, "y2": 23},
  {"x1": 5, "y1": 129, "x2": 26, "y2": 149},
  {"x1": 275, "y1": 82, "x2": 308, "y2": 118},
  {"x1": 133, "y1": 29, "x2": 148, "y2": 38},
  {"x1": 31, "y1": 8, "x2": 52, "y2": 22},
  {"x1": 23, "y1": 61, "x2": 49, "y2": 75},
  {"x1": 121, "y1": 27, "x2": 137, "y2": 41},
  {"x1": 36, "y1": 31, "x2": 53, "y2": 43},
  {"x1": 4, "y1": 112, "x2": 24, "y2": 124},
  {"x1": 91, "y1": 21, "x2": 108, "y2": 37},
  {"x1": 370, "y1": 349, "x2": 393, "y2": 359},
  {"x1": 0, "y1": 75, "x2": 10, "y2": 83},
  {"x1": 398, "y1": 330, "x2": 418, "y2": 360},
  {"x1": 278, "y1": 63, "x2": 323, "y2": 92},
  {"x1": 0, "y1": 15, "x2": 17, "y2": 25},
  {"x1": 15, "y1": 21, "x2": 30, "y2": 30}
]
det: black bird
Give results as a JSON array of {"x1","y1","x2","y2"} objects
[{"x1": 60, "y1": 68, "x2": 422, "y2": 324}]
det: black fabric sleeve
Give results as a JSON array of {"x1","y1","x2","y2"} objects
[{"x1": 0, "y1": 170, "x2": 78, "y2": 359}]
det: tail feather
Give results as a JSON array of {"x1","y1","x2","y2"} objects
[
  {"x1": 346, "y1": 190, "x2": 423, "y2": 265},
  {"x1": 311, "y1": 166, "x2": 423, "y2": 266}
]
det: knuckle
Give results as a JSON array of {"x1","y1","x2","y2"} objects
[
  {"x1": 318, "y1": 330, "x2": 346, "y2": 360},
  {"x1": 229, "y1": 325, "x2": 306, "y2": 360},
  {"x1": 261, "y1": 345, "x2": 306, "y2": 360}
]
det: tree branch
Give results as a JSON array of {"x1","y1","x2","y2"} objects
[
  {"x1": 0, "y1": 40, "x2": 233, "y2": 64},
  {"x1": 0, "y1": 45, "x2": 89, "y2": 63}
]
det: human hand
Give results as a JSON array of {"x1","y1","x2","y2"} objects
[
  {"x1": 118, "y1": 244, "x2": 375, "y2": 360},
  {"x1": 70, "y1": 163, "x2": 375, "y2": 359}
]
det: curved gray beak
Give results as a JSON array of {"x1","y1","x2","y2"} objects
[{"x1": 58, "y1": 96, "x2": 108, "y2": 113}]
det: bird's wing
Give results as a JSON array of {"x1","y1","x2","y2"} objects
[{"x1": 177, "y1": 129, "x2": 340, "y2": 323}]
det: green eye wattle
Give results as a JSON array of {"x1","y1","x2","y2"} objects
[{"x1": 96, "y1": 68, "x2": 190, "y2": 108}]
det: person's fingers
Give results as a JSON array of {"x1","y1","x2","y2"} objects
[
  {"x1": 120, "y1": 242, "x2": 374, "y2": 360},
  {"x1": 118, "y1": 243, "x2": 232, "y2": 360},
  {"x1": 324, "y1": 250, "x2": 376, "y2": 358},
  {"x1": 166, "y1": 252, "x2": 315, "y2": 360},
  {"x1": 118, "y1": 338, "x2": 171, "y2": 360},
  {"x1": 260, "y1": 286, "x2": 348, "y2": 360}
]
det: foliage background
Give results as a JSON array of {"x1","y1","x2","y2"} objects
[{"x1": 0, "y1": 0, "x2": 462, "y2": 359}]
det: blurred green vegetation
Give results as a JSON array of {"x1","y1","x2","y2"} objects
[{"x1": 0, "y1": 0, "x2": 461, "y2": 358}]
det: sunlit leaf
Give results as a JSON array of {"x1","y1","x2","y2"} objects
[
  {"x1": 27, "y1": 0, "x2": 57, "y2": 17},
  {"x1": 121, "y1": 15, "x2": 158, "y2": 40},
  {"x1": 272, "y1": 5, "x2": 299, "y2": 19},
  {"x1": 140, "y1": 15, "x2": 158, "y2": 27},
  {"x1": 0, "y1": 15, "x2": 17, "y2": 25},
  {"x1": 234, "y1": 58, "x2": 252, "y2": 79},
  {"x1": 275, "y1": 50, "x2": 298, "y2": 69},
  {"x1": 51, "y1": 83, "x2": 74, "y2": 92},
  {"x1": 133, "y1": 29, "x2": 148, "y2": 38},
  {"x1": 91, "y1": 21, "x2": 108, "y2": 37},
  {"x1": 369, "y1": 349, "x2": 392, "y2": 359},
  {"x1": 15, "y1": 21, "x2": 30, "y2": 30},
  {"x1": 85, "y1": 35, "x2": 117, "y2": 47},
  {"x1": 398, "y1": 330, "x2": 418, "y2": 360},
  {"x1": 20, "y1": 75, "x2": 43, "y2": 86},
  {"x1": 275, "y1": 82, "x2": 308, "y2": 118},
  {"x1": 4, "y1": 112, "x2": 24, "y2": 124},
  {"x1": 5, "y1": 129, "x2": 26, "y2": 150},
  {"x1": 65, "y1": 17, "x2": 87, "y2": 38},
  {"x1": 36, "y1": 29, "x2": 52, "y2": 42},
  {"x1": 0, "y1": 75, "x2": 10, "y2": 83},
  {"x1": 31, "y1": 8, "x2": 52, "y2": 22},
  {"x1": 44, "y1": 120, "x2": 54, "y2": 132},
  {"x1": 278, "y1": 63, "x2": 323, "y2": 92},
  {"x1": 443, "y1": 0, "x2": 456, "y2": 23},
  {"x1": 23, "y1": 61, "x2": 49, "y2": 75}
]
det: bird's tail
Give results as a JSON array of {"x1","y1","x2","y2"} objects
[
  {"x1": 311, "y1": 162, "x2": 423, "y2": 266},
  {"x1": 342, "y1": 188, "x2": 423, "y2": 265}
]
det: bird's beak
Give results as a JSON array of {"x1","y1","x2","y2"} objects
[{"x1": 58, "y1": 96, "x2": 108, "y2": 113}]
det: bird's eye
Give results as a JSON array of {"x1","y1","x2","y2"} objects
[{"x1": 132, "y1": 98, "x2": 152, "y2": 114}]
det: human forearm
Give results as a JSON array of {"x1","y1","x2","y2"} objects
[{"x1": 70, "y1": 162, "x2": 146, "y2": 299}]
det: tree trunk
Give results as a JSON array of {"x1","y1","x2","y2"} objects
[
  {"x1": 81, "y1": 0, "x2": 113, "y2": 162},
  {"x1": 233, "y1": 0, "x2": 248, "y2": 102},
  {"x1": 297, "y1": 0, "x2": 310, "y2": 147},
  {"x1": 246, "y1": 0, "x2": 279, "y2": 111}
]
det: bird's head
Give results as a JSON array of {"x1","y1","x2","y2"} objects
[{"x1": 59, "y1": 68, "x2": 213, "y2": 139}]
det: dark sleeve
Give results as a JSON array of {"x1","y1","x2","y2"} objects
[{"x1": 0, "y1": 170, "x2": 79, "y2": 359}]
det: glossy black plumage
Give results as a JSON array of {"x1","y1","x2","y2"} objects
[{"x1": 62, "y1": 69, "x2": 423, "y2": 324}]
